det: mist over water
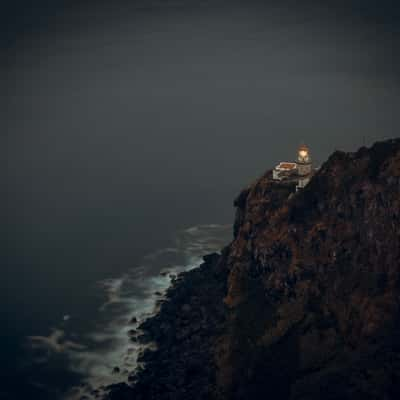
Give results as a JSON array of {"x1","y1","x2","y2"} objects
[{"x1": 1, "y1": 0, "x2": 399, "y2": 398}]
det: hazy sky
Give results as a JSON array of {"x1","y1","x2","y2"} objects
[{"x1": 1, "y1": 0, "x2": 399, "y2": 334}]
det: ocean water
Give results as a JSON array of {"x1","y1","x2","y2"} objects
[
  {"x1": 3, "y1": 223, "x2": 231, "y2": 400},
  {"x1": 2, "y1": 3, "x2": 397, "y2": 399}
]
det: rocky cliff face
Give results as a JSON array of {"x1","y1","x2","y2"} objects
[
  {"x1": 107, "y1": 139, "x2": 400, "y2": 400},
  {"x1": 218, "y1": 138, "x2": 400, "y2": 400}
]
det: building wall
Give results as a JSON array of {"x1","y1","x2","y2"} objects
[
  {"x1": 297, "y1": 163, "x2": 312, "y2": 176},
  {"x1": 298, "y1": 176, "x2": 310, "y2": 188},
  {"x1": 273, "y1": 169, "x2": 280, "y2": 180}
]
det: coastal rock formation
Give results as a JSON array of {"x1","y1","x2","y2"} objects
[
  {"x1": 106, "y1": 252, "x2": 228, "y2": 400},
  {"x1": 106, "y1": 139, "x2": 400, "y2": 400}
]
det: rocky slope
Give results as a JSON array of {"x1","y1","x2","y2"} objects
[{"x1": 106, "y1": 138, "x2": 400, "y2": 400}]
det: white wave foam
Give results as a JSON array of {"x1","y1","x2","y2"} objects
[
  {"x1": 26, "y1": 224, "x2": 231, "y2": 400},
  {"x1": 27, "y1": 329, "x2": 86, "y2": 364}
]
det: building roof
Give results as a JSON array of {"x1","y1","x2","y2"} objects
[
  {"x1": 298, "y1": 144, "x2": 309, "y2": 152},
  {"x1": 275, "y1": 162, "x2": 297, "y2": 171}
]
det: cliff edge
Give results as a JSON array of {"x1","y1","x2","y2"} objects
[{"x1": 107, "y1": 138, "x2": 400, "y2": 400}]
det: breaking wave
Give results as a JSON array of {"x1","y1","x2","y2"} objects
[{"x1": 25, "y1": 224, "x2": 231, "y2": 400}]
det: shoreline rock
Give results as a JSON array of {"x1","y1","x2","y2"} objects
[{"x1": 106, "y1": 139, "x2": 400, "y2": 400}]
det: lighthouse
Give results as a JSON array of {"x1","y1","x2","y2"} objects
[
  {"x1": 272, "y1": 144, "x2": 314, "y2": 190},
  {"x1": 296, "y1": 144, "x2": 312, "y2": 189}
]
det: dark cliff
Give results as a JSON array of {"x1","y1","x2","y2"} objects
[{"x1": 107, "y1": 138, "x2": 400, "y2": 400}]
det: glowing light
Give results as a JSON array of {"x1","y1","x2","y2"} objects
[{"x1": 299, "y1": 150, "x2": 308, "y2": 158}]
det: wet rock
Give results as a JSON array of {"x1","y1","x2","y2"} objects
[
  {"x1": 127, "y1": 375, "x2": 135, "y2": 382},
  {"x1": 202, "y1": 252, "x2": 219, "y2": 264},
  {"x1": 137, "y1": 333, "x2": 151, "y2": 344},
  {"x1": 91, "y1": 389, "x2": 101, "y2": 398},
  {"x1": 181, "y1": 303, "x2": 191, "y2": 313}
]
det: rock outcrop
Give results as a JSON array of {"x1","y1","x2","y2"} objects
[{"x1": 106, "y1": 138, "x2": 400, "y2": 400}]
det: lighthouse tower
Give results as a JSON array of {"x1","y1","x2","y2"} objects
[{"x1": 296, "y1": 144, "x2": 312, "y2": 188}]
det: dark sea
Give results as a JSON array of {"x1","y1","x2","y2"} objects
[
  {"x1": 3, "y1": 220, "x2": 231, "y2": 400},
  {"x1": 2, "y1": 1, "x2": 398, "y2": 399}
]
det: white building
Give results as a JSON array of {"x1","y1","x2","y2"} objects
[
  {"x1": 272, "y1": 162, "x2": 297, "y2": 181},
  {"x1": 272, "y1": 145, "x2": 313, "y2": 190}
]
